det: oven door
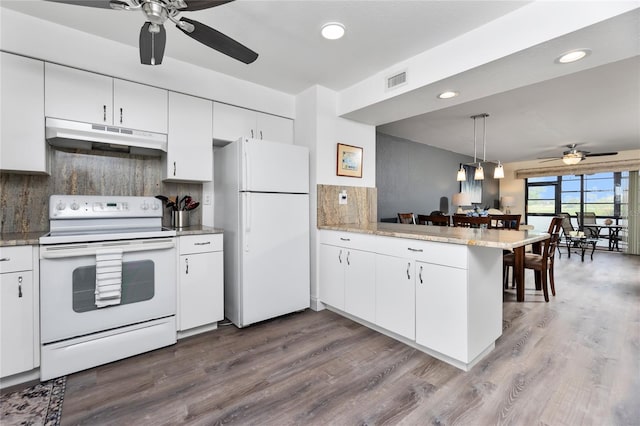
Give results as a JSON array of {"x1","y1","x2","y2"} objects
[{"x1": 40, "y1": 238, "x2": 176, "y2": 344}]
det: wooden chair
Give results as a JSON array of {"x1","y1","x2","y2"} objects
[
  {"x1": 490, "y1": 214, "x2": 521, "y2": 230},
  {"x1": 417, "y1": 214, "x2": 450, "y2": 226},
  {"x1": 452, "y1": 215, "x2": 491, "y2": 228},
  {"x1": 503, "y1": 217, "x2": 563, "y2": 302},
  {"x1": 397, "y1": 213, "x2": 415, "y2": 224}
]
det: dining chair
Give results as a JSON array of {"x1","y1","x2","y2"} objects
[
  {"x1": 503, "y1": 216, "x2": 563, "y2": 302},
  {"x1": 490, "y1": 214, "x2": 521, "y2": 230},
  {"x1": 417, "y1": 214, "x2": 450, "y2": 226},
  {"x1": 397, "y1": 213, "x2": 416, "y2": 224},
  {"x1": 452, "y1": 215, "x2": 491, "y2": 228}
]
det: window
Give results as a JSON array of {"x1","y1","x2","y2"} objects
[{"x1": 527, "y1": 172, "x2": 629, "y2": 218}]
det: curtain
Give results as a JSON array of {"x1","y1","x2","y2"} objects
[{"x1": 628, "y1": 171, "x2": 639, "y2": 255}]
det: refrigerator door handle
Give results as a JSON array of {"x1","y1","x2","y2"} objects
[
  {"x1": 244, "y1": 192, "x2": 251, "y2": 252},
  {"x1": 243, "y1": 140, "x2": 250, "y2": 190}
]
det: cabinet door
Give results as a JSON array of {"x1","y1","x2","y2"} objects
[
  {"x1": 212, "y1": 102, "x2": 256, "y2": 142},
  {"x1": 45, "y1": 63, "x2": 112, "y2": 124},
  {"x1": 255, "y1": 112, "x2": 293, "y2": 144},
  {"x1": 344, "y1": 249, "x2": 376, "y2": 323},
  {"x1": 0, "y1": 271, "x2": 34, "y2": 377},
  {"x1": 113, "y1": 79, "x2": 167, "y2": 133},
  {"x1": 375, "y1": 255, "x2": 415, "y2": 340},
  {"x1": 178, "y1": 251, "x2": 223, "y2": 331},
  {"x1": 0, "y1": 53, "x2": 47, "y2": 174},
  {"x1": 415, "y1": 262, "x2": 468, "y2": 361},
  {"x1": 166, "y1": 92, "x2": 213, "y2": 182},
  {"x1": 319, "y1": 244, "x2": 345, "y2": 310}
]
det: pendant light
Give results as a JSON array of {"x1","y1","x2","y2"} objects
[
  {"x1": 494, "y1": 161, "x2": 505, "y2": 179},
  {"x1": 456, "y1": 164, "x2": 466, "y2": 181},
  {"x1": 472, "y1": 114, "x2": 487, "y2": 181}
]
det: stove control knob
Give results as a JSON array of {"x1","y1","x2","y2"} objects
[
  {"x1": 56, "y1": 202, "x2": 66, "y2": 211},
  {"x1": 141, "y1": 202, "x2": 149, "y2": 211},
  {"x1": 152, "y1": 202, "x2": 160, "y2": 210},
  {"x1": 70, "y1": 202, "x2": 80, "y2": 211}
]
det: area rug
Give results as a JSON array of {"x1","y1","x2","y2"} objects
[{"x1": 0, "y1": 376, "x2": 66, "y2": 426}]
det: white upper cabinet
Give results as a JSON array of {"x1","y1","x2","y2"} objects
[
  {"x1": 45, "y1": 63, "x2": 112, "y2": 125},
  {"x1": 164, "y1": 91, "x2": 213, "y2": 182},
  {"x1": 0, "y1": 53, "x2": 48, "y2": 174},
  {"x1": 213, "y1": 102, "x2": 293, "y2": 144},
  {"x1": 113, "y1": 79, "x2": 167, "y2": 133},
  {"x1": 45, "y1": 63, "x2": 167, "y2": 133}
]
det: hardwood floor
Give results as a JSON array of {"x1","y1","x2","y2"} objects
[{"x1": 61, "y1": 251, "x2": 640, "y2": 425}]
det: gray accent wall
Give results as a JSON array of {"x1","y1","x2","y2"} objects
[{"x1": 376, "y1": 132, "x2": 499, "y2": 221}]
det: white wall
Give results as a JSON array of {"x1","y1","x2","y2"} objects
[
  {"x1": 0, "y1": 7, "x2": 294, "y2": 118},
  {"x1": 295, "y1": 85, "x2": 376, "y2": 310}
]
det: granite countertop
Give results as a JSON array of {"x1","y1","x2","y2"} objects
[
  {"x1": 0, "y1": 232, "x2": 45, "y2": 247},
  {"x1": 318, "y1": 222, "x2": 549, "y2": 250},
  {"x1": 172, "y1": 225, "x2": 224, "y2": 236}
]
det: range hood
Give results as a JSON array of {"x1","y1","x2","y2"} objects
[{"x1": 45, "y1": 118, "x2": 167, "y2": 157}]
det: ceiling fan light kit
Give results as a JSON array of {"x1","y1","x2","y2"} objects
[
  {"x1": 46, "y1": 0, "x2": 258, "y2": 65},
  {"x1": 539, "y1": 143, "x2": 618, "y2": 165}
]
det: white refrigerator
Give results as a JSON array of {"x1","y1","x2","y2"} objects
[{"x1": 214, "y1": 138, "x2": 310, "y2": 327}]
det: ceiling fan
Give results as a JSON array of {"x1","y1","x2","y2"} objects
[
  {"x1": 45, "y1": 0, "x2": 259, "y2": 65},
  {"x1": 539, "y1": 144, "x2": 618, "y2": 165}
]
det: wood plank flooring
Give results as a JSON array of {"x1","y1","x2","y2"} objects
[{"x1": 60, "y1": 251, "x2": 640, "y2": 425}]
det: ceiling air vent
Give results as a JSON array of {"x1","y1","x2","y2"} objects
[{"x1": 386, "y1": 70, "x2": 407, "y2": 90}]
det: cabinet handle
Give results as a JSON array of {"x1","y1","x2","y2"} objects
[
  {"x1": 406, "y1": 262, "x2": 411, "y2": 279},
  {"x1": 185, "y1": 258, "x2": 189, "y2": 275},
  {"x1": 18, "y1": 276, "x2": 23, "y2": 298},
  {"x1": 173, "y1": 161, "x2": 176, "y2": 176},
  {"x1": 419, "y1": 265, "x2": 423, "y2": 284},
  {"x1": 194, "y1": 242, "x2": 211, "y2": 246},
  {"x1": 340, "y1": 238, "x2": 350, "y2": 241},
  {"x1": 120, "y1": 107, "x2": 123, "y2": 124},
  {"x1": 251, "y1": 129, "x2": 254, "y2": 138},
  {"x1": 0, "y1": 257, "x2": 10, "y2": 262},
  {"x1": 338, "y1": 249, "x2": 342, "y2": 264},
  {"x1": 103, "y1": 105, "x2": 107, "y2": 122},
  {"x1": 260, "y1": 130, "x2": 263, "y2": 140},
  {"x1": 346, "y1": 251, "x2": 350, "y2": 265},
  {"x1": 408, "y1": 247, "x2": 423, "y2": 252}
]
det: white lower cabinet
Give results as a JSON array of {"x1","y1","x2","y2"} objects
[
  {"x1": 375, "y1": 255, "x2": 415, "y2": 340},
  {"x1": 0, "y1": 246, "x2": 38, "y2": 378},
  {"x1": 415, "y1": 262, "x2": 468, "y2": 361},
  {"x1": 177, "y1": 234, "x2": 224, "y2": 332}
]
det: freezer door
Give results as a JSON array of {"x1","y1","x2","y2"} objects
[
  {"x1": 239, "y1": 192, "x2": 310, "y2": 326},
  {"x1": 240, "y1": 138, "x2": 309, "y2": 193}
]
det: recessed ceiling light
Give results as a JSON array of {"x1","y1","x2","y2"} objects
[
  {"x1": 437, "y1": 91, "x2": 458, "y2": 99},
  {"x1": 321, "y1": 22, "x2": 345, "y2": 40},
  {"x1": 556, "y1": 49, "x2": 591, "y2": 64}
]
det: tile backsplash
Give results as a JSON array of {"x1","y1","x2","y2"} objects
[
  {"x1": 0, "y1": 148, "x2": 202, "y2": 234},
  {"x1": 317, "y1": 184, "x2": 377, "y2": 226}
]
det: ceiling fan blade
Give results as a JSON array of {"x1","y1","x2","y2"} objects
[
  {"x1": 584, "y1": 152, "x2": 618, "y2": 157},
  {"x1": 45, "y1": 0, "x2": 124, "y2": 8},
  {"x1": 182, "y1": 0, "x2": 235, "y2": 11},
  {"x1": 177, "y1": 17, "x2": 258, "y2": 64},
  {"x1": 539, "y1": 158, "x2": 561, "y2": 163},
  {"x1": 139, "y1": 22, "x2": 166, "y2": 65}
]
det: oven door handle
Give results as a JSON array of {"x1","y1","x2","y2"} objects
[{"x1": 40, "y1": 240, "x2": 175, "y2": 259}]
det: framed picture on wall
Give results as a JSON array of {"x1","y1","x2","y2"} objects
[
  {"x1": 336, "y1": 143, "x2": 363, "y2": 178},
  {"x1": 460, "y1": 164, "x2": 482, "y2": 203}
]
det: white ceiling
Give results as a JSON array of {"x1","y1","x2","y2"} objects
[{"x1": 2, "y1": 0, "x2": 639, "y2": 163}]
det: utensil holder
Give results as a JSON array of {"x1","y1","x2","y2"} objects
[{"x1": 171, "y1": 210, "x2": 189, "y2": 228}]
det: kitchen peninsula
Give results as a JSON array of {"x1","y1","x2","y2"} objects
[{"x1": 317, "y1": 222, "x2": 549, "y2": 371}]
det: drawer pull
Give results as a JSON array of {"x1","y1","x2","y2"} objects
[
  {"x1": 408, "y1": 248, "x2": 423, "y2": 252},
  {"x1": 340, "y1": 238, "x2": 351, "y2": 241},
  {"x1": 194, "y1": 242, "x2": 211, "y2": 246},
  {"x1": 0, "y1": 257, "x2": 10, "y2": 262}
]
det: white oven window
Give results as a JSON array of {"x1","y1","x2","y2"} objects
[{"x1": 72, "y1": 260, "x2": 155, "y2": 312}]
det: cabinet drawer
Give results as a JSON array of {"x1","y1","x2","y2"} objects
[
  {"x1": 319, "y1": 230, "x2": 376, "y2": 251},
  {"x1": 375, "y1": 236, "x2": 467, "y2": 269},
  {"x1": 0, "y1": 246, "x2": 33, "y2": 273},
  {"x1": 179, "y1": 234, "x2": 223, "y2": 255}
]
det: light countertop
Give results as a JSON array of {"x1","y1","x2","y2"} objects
[
  {"x1": 172, "y1": 225, "x2": 224, "y2": 236},
  {"x1": 318, "y1": 222, "x2": 549, "y2": 250},
  {"x1": 0, "y1": 232, "x2": 45, "y2": 247}
]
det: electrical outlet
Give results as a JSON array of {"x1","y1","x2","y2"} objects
[
  {"x1": 339, "y1": 190, "x2": 348, "y2": 205},
  {"x1": 204, "y1": 194, "x2": 212, "y2": 205}
]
